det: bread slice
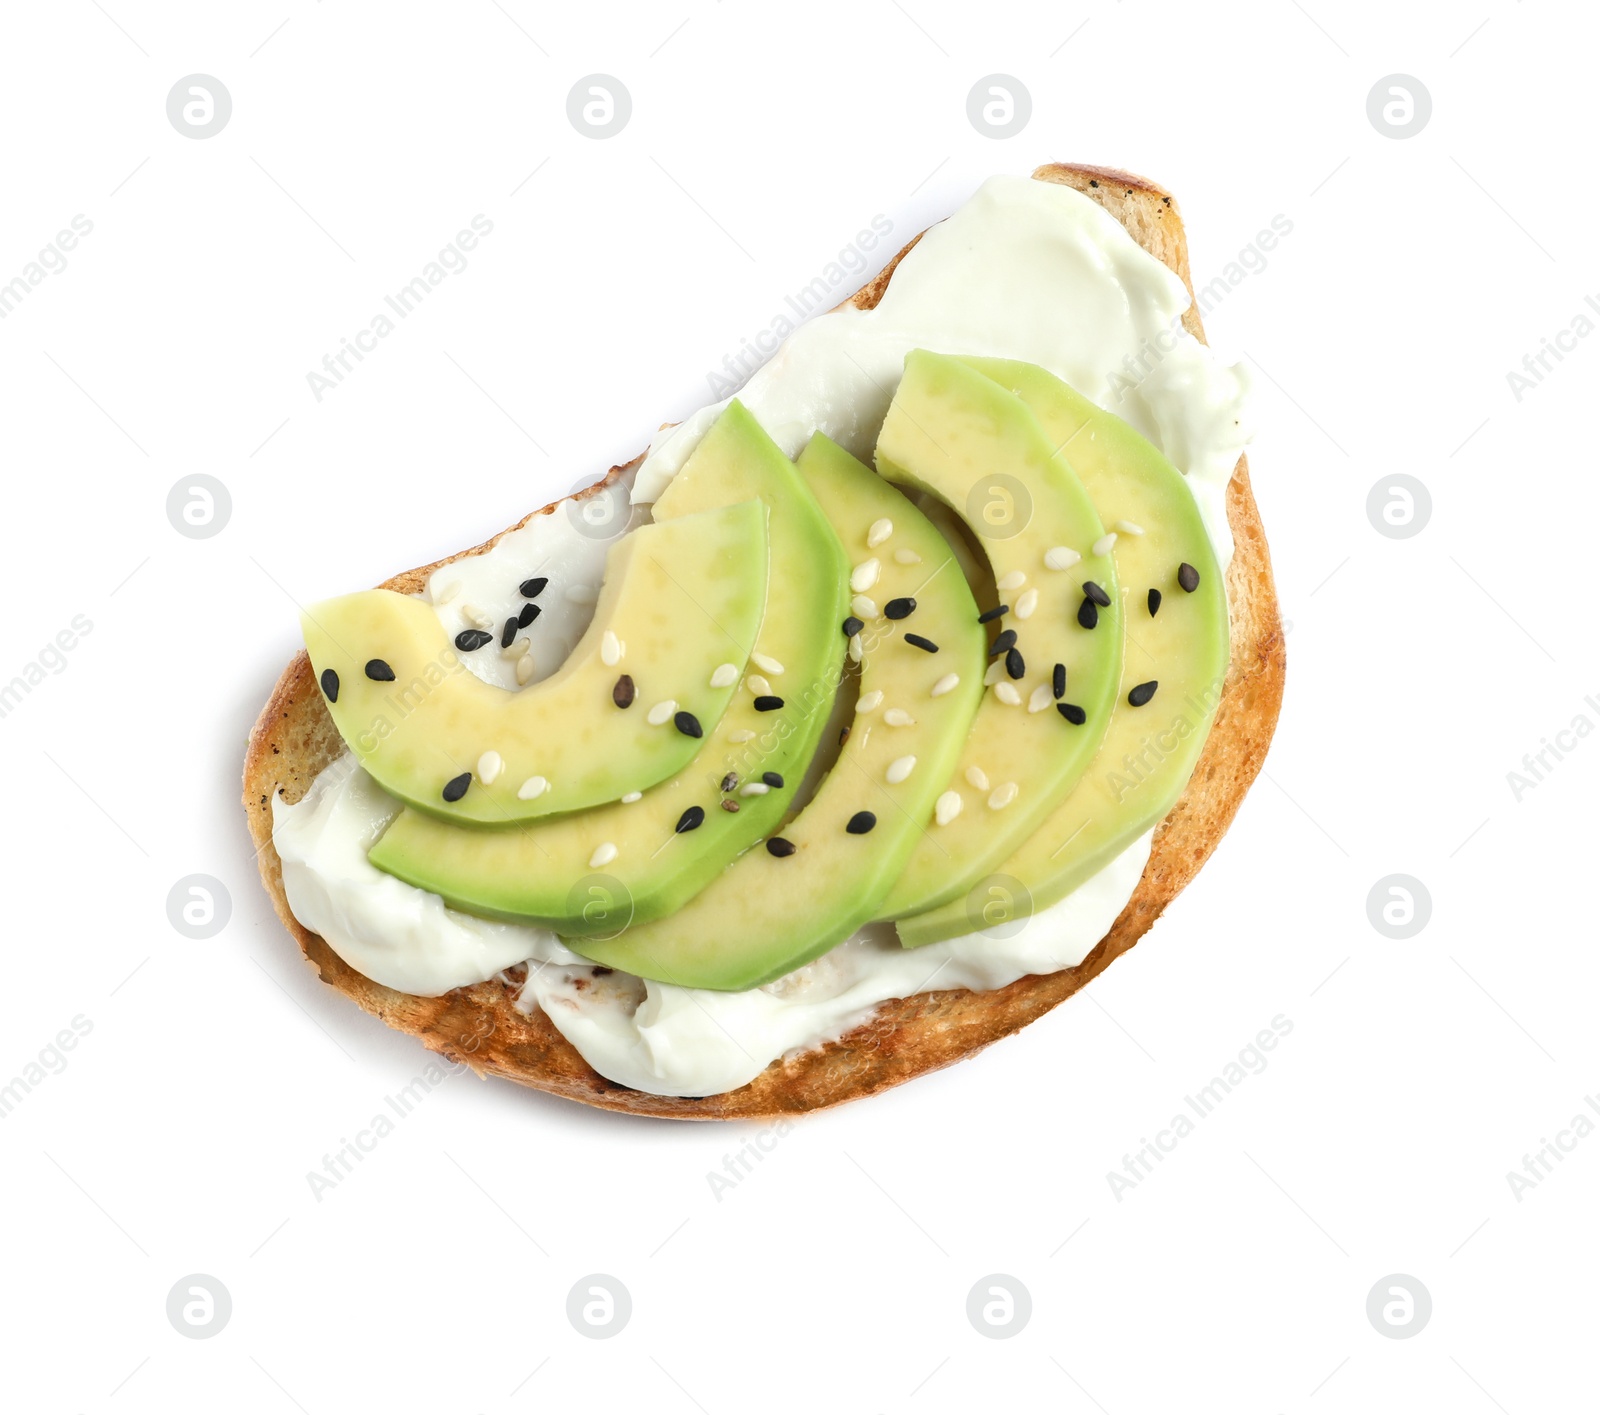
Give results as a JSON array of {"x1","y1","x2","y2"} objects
[{"x1": 242, "y1": 162, "x2": 1286, "y2": 1119}]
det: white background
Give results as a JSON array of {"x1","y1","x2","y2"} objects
[{"x1": 2, "y1": 1, "x2": 1596, "y2": 1410}]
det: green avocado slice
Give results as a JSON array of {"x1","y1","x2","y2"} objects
[
  {"x1": 871, "y1": 351, "x2": 1123, "y2": 920},
  {"x1": 896, "y1": 357, "x2": 1230, "y2": 948},
  {"x1": 302, "y1": 500, "x2": 768, "y2": 825},
  {"x1": 365, "y1": 401, "x2": 850, "y2": 931},
  {"x1": 569, "y1": 434, "x2": 986, "y2": 989}
]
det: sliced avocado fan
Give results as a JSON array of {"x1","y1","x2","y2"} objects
[
  {"x1": 569, "y1": 434, "x2": 986, "y2": 990},
  {"x1": 896, "y1": 358, "x2": 1229, "y2": 947},
  {"x1": 302, "y1": 499, "x2": 768, "y2": 826},
  {"x1": 871, "y1": 351, "x2": 1123, "y2": 920},
  {"x1": 366, "y1": 401, "x2": 850, "y2": 931}
]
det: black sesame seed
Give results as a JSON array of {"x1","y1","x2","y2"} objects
[
  {"x1": 977, "y1": 604, "x2": 1009, "y2": 625},
  {"x1": 519, "y1": 577, "x2": 548, "y2": 599},
  {"x1": 442, "y1": 772, "x2": 472, "y2": 802},
  {"x1": 839, "y1": 725, "x2": 851, "y2": 747},
  {"x1": 905, "y1": 633, "x2": 939, "y2": 653},
  {"x1": 761, "y1": 771, "x2": 784, "y2": 788},
  {"x1": 1057, "y1": 702, "x2": 1087, "y2": 725},
  {"x1": 1147, "y1": 588, "x2": 1162, "y2": 618},
  {"x1": 988, "y1": 629, "x2": 1018, "y2": 656},
  {"x1": 842, "y1": 615, "x2": 865, "y2": 638},
  {"x1": 1052, "y1": 662, "x2": 1066, "y2": 699},
  {"x1": 674, "y1": 710, "x2": 703, "y2": 738},
  {"x1": 720, "y1": 772, "x2": 738, "y2": 793},
  {"x1": 1077, "y1": 598, "x2": 1099, "y2": 630},
  {"x1": 766, "y1": 836, "x2": 797, "y2": 857},
  {"x1": 319, "y1": 668, "x2": 340, "y2": 702},
  {"x1": 1178, "y1": 562, "x2": 1200, "y2": 593},
  {"x1": 1005, "y1": 647, "x2": 1025, "y2": 680},
  {"x1": 754, "y1": 695, "x2": 784, "y2": 712},
  {"x1": 675, "y1": 805, "x2": 705, "y2": 833},
  {"x1": 500, "y1": 616, "x2": 519, "y2": 648},
  {"x1": 454, "y1": 629, "x2": 493, "y2": 652},
  {"x1": 846, "y1": 810, "x2": 877, "y2": 835},
  {"x1": 1128, "y1": 680, "x2": 1159, "y2": 707},
  {"x1": 721, "y1": 798, "x2": 741, "y2": 813},
  {"x1": 612, "y1": 674, "x2": 635, "y2": 709},
  {"x1": 884, "y1": 596, "x2": 917, "y2": 620},
  {"x1": 364, "y1": 659, "x2": 395, "y2": 682},
  {"x1": 517, "y1": 601, "x2": 540, "y2": 629},
  {"x1": 1083, "y1": 580, "x2": 1111, "y2": 607}
]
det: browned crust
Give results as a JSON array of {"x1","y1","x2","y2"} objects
[{"x1": 242, "y1": 162, "x2": 1286, "y2": 1119}]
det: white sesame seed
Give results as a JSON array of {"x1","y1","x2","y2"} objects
[
  {"x1": 589, "y1": 842, "x2": 618, "y2": 868},
  {"x1": 997, "y1": 570, "x2": 1027, "y2": 591},
  {"x1": 1027, "y1": 685, "x2": 1054, "y2": 713},
  {"x1": 850, "y1": 558, "x2": 881, "y2": 593},
  {"x1": 477, "y1": 750, "x2": 503, "y2": 785},
  {"x1": 988, "y1": 781, "x2": 1019, "y2": 810},
  {"x1": 993, "y1": 681, "x2": 1022, "y2": 706},
  {"x1": 867, "y1": 518, "x2": 894, "y2": 548},
  {"x1": 857, "y1": 689, "x2": 884, "y2": 712},
  {"x1": 965, "y1": 765, "x2": 990, "y2": 791},
  {"x1": 566, "y1": 583, "x2": 599, "y2": 604},
  {"x1": 1115, "y1": 519, "x2": 1146, "y2": 536},
  {"x1": 934, "y1": 791, "x2": 962, "y2": 826},
  {"x1": 1092, "y1": 532, "x2": 1118, "y2": 556},
  {"x1": 851, "y1": 594, "x2": 880, "y2": 620},
  {"x1": 894, "y1": 548, "x2": 922, "y2": 565},
  {"x1": 930, "y1": 673, "x2": 960, "y2": 697},
  {"x1": 740, "y1": 782, "x2": 770, "y2": 797},
  {"x1": 601, "y1": 630, "x2": 623, "y2": 666},
  {"x1": 750, "y1": 652, "x2": 785, "y2": 675},
  {"x1": 621, "y1": 791, "x2": 642, "y2": 803},
  {"x1": 463, "y1": 603, "x2": 494, "y2": 631},
  {"x1": 883, "y1": 707, "x2": 916, "y2": 727},
  {"x1": 886, "y1": 755, "x2": 917, "y2": 784},
  {"x1": 710, "y1": 662, "x2": 739, "y2": 688},
  {"x1": 501, "y1": 635, "x2": 530, "y2": 661},
  {"x1": 516, "y1": 776, "x2": 549, "y2": 801},
  {"x1": 515, "y1": 654, "x2": 535, "y2": 685},
  {"x1": 848, "y1": 633, "x2": 864, "y2": 664},
  {"x1": 435, "y1": 579, "x2": 462, "y2": 604},
  {"x1": 729, "y1": 729, "x2": 756, "y2": 743},
  {"x1": 746, "y1": 674, "x2": 772, "y2": 697},
  {"x1": 983, "y1": 659, "x2": 1006, "y2": 687},
  {"x1": 646, "y1": 699, "x2": 677, "y2": 725},
  {"x1": 1043, "y1": 546, "x2": 1081, "y2": 571},
  {"x1": 1014, "y1": 588, "x2": 1039, "y2": 620}
]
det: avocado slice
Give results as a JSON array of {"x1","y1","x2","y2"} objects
[
  {"x1": 302, "y1": 500, "x2": 768, "y2": 825},
  {"x1": 365, "y1": 402, "x2": 850, "y2": 930},
  {"x1": 896, "y1": 358, "x2": 1229, "y2": 947},
  {"x1": 870, "y1": 351, "x2": 1123, "y2": 920},
  {"x1": 569, "y1": 433, "x2": 987, "y2": 989}
]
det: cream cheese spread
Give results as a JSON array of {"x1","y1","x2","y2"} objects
[{"x1": 272, "y1": 171, "x2": 1251, "y2": 1098}]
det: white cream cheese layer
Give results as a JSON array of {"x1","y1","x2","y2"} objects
[{"x1": 272, "y1": 171, "x2": 1251, "y2": 1098}]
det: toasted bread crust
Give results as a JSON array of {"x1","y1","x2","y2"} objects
[{"x1": 242, "y1": 162, "x2": 1285, "y2": 1118}]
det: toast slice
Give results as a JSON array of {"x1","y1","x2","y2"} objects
[{"x1": 241, "y1": 162, "x2": 1287, "y2": 1119}]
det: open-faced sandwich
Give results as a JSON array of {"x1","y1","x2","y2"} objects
[{"x1": 243, "y1": 162, "x2": 1285, "y2": 1117}]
